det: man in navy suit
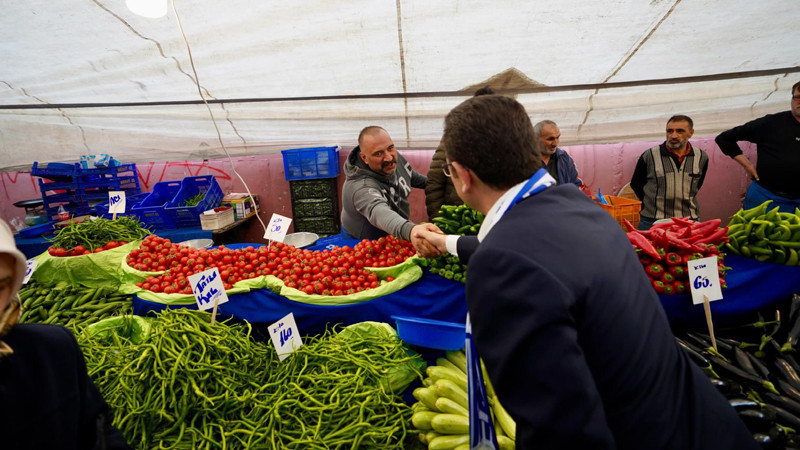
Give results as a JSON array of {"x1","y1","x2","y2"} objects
[{"x1": 417, "y1": 95, "x2": 756, "y2": 449}]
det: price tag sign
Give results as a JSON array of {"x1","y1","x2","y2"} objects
[
  {"x1": 108, "y1": 191, "x2": 126, "y2": 215},
  {"x1": 268, "y1": 312, "x2": 303, "y2": 361},
  {"x1": 688, "y1": 256, "x2": 723, "y2": 305},
  {"x1": 263, "y1": 213, "x2": 291, "y2": 242},
  {"x1": 23, "y1": 259, "x2": 38, "y2": 284},
  {"x1": 188, "y1": 267, "x2": 229, "y2": 311}
]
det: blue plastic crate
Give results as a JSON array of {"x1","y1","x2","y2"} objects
[
  {"x1": 281, "y1": 146, "x2": 340, "y2": 181},
  {"x1": 17, "y1": 221, "x2": 55, "y2": 238},
  {"x1": 131, "y1": 181, "x2": 182, "y2": 229},
  {"x1": 165, "y1": 176, "x2": 223, "y2": 228},
  {"x1": 94, "y1": 193, "x2": 149, "y2": 219},
  {"x1": 31, "y1": 161, "x2": 78, "y2": 181}
]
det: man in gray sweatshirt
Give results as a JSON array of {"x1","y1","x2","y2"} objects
[{"x1": 341, "y1": 126, "x2": 433, "y2": 246}]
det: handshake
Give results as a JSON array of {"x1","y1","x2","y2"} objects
[{"x1": 409, "y1": 223, "x2": 450, "y2": 258}]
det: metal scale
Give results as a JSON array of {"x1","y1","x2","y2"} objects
[{"x1": 14, "y1": 198, "x2": 48, "y2": 226}]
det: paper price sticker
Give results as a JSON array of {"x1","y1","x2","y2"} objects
[
  {"x1": 188, "y1": 267, "x2": 229, "y2": 311},
  {"x1": 687, "y1": 255, "x2": 723, "y2": 305},
  {"x1": 23, "y1": 259, "x2": 38, "y2": 284},
  {"x1": 263, "y1": 213, "x2": 291, "y2": 242},
  {"x1": 268, "y1": 313, "x2": 303, "y2": 361},
  {"x1": 108, "y1": 191, "x2": 126, "y2": 215}
]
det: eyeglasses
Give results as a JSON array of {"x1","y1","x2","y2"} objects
[{"x1": 441, "y1": 162, "x2": 454, "y2": 177}]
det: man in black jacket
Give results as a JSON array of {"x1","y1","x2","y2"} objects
[
  {"x1": 424, "y1": 94, "x2": 757, "y2": 449},
  {"x1": 715, "y1": 80, "x2": 800, "y2": 212}
]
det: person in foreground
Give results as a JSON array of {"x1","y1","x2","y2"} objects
[
  {"x1": 417, "y1": 95, "x2": 756, "y2": 449},
  {"x1": 0, "y1": 219, "x2": 131, "y2": 449},
  {"x1": 341, "y1": 125, "x2": 440, "y2": 255},
  {"x1": 715, "y1": 80, "x2": 800, "y2": 212}
]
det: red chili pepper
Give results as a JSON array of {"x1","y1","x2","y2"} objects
[
  {"x1": 661, "y1": 272, "x2": 675, "y2": 284},
  {"x1": 627, "y1": 230, "x2": 661, "y2": 260},
  {"x1": 695, "y1": 227, "x2": 729, "y2": 245},
  {"x1": 623, "y1": 218, "x2": 637, "y2": 233},
  {"x1": 690, "y1": 218, "x2": 722, "y2": 235},
  {"x1": 671, "y1": 217, "x2": 695, "y2": 228},
  {"x1": 650, "y1": 221, "x2": 675, "y2": 230},
  {"x1": 652, "y1": 280, "x2": 666, "y2": 294},
  {"x1": 645, "y1": 263, "x2": 664, "y2": 278},
  {"x1": 720, "y1": 279, "x2": 728, "y2": 290},
  {"x1": 665, "y1": 232, "x2": 692, "y2": 251},
  {"x1": 650, "y1": 228, "x2": 669, "y2": 250},
  {"x1": 664, "y1": 252, "x2": 682, "y2": 266}
]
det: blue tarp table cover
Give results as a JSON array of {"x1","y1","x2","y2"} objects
[
  {"x1": 132, "y1": 234, "x2": 800, "y2": 333},
  {"x1": 660, "y1": 253, "x2": 800, "y2": 328}
]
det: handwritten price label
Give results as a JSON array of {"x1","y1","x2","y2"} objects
[
  {"x1": 263, "y1": 213, "x2": 291, "y2": 242},
  {"x1": 23, "y1": 259, "x2": 38, "y2": 284},
  {"x1": 268, "y1": 313, "x2": 303, "y2": 361},
  {"x1": 188, "y1": 267, "x2": 229, "y2": 311},
  {"x1": 108, "y1": 191, "x2": 126, "y2": 215},
  {"x1": 688, "y1": 256, "x2": 723, "y2": 305}
]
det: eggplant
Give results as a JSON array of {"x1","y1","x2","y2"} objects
[
  {"x1": 764, "y1": 392, "x2": 800, "y2": 417},
  {"x1": 775, "y1": 358, "x2": 800, "y2": 392},
  {"x1": 734, "y1": 346, "x2": 760, "y2": 378},
  {"x1": 729, "y1": 398, "x2": 760, "y2": 411},
  {"x1": 676, "y1": 338, "x2": 719, "y2": 377},
  {"x1": 777, "y1": 379, "x2": 800, "y2": 404},
  {"x1": 783, "y1": 299, "x2": 800, "y2": 353},
  {"x1": 710, "y1": 354, "x2": 779, "y2": 394},
  {"x1": 746, "y1": 352, "x2": 772, "y2": 380},
  {"x1": 709, "y1": 378, "x2": 743, "y2": 398},
  {"x1": 762, "y1": 403, "x2": 800, "y2": 429},
  {"x1": 753, "y1": 433, "x2": 779, "y2": 450},
  {"x1": 696, "y1": 331, "x2": 734, "y2": 353},
  {"x1": 738, "y1": 409, "x2": 775, "y2": 433}
]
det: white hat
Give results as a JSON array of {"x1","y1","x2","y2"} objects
[{"x1": 0, "y1": 220, "x2": 27, "y2": 297}]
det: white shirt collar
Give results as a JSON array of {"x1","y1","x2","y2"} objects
[{"x1": 476, "y1": 178, "x2": 529, "y2": 242}]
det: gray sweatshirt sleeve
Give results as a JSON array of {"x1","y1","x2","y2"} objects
[{"x1": 351, "y1": 185, "x2": 415, "y2": 240}]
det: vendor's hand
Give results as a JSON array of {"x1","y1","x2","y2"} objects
[
  {"x1": 411, "y1": 224, "x2": 449, "y2": 257},
  {"x1": 746, "y1": 166, "x2": 760, "y2": 182},
  {"x1": 410, "y1": 224, "x2": 442, "y2": 258}
]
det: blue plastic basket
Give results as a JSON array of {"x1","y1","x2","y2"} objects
[
  {"x1": 94, "y1": 193, "x2": 149, "y2": 219},
  {"x1": 17, "y1": 221, "x2": 55, "y2": 238},
  {"x1": 391, "y1": 315, "x2": 466, "y2": 351},
  {"x1": 131, "y1": 181, "x2": 182, "y2": 229},
  {"x1": 281, "y1": 146, "x2": 340, "y2": 181},
  {"x1": 165, "y1": 176, "x2": 223, "y2": 228}
]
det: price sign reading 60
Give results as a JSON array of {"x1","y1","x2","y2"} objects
[{"x1": 688, "y1": 256, "x2": 723, "y2": 305}]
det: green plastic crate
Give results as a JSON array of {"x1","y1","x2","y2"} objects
[
  {"x1": 289, "y1": 178, "x2": 338, "y2": 200},
  {"x1": 294, "y1": 215, "x2": 340, "y2": 237},
  {"x1": 292, "y1": 197, "x2": 337, "y2": 218}
]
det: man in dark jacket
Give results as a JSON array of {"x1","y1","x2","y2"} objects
[
  {"x1": 425, "y1": 87, "x2": 496, "y2": 220},
  {"x1": 420, "y1": 94, "x2": 757, "y2": 450},
  {"x1": 715, "y1": 80, "x2": 800, "y2": 212},
  {"x1": 533, "y1": 120, "x2": 588, "y2": 190},
  {"x1": 341, "y1": 126, "x2": 438, "y2": 255}
]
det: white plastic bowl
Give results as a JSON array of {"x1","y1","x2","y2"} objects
[
  {"x1": 283, "y1": 232, "x2": 319, "y2": 248},
  {"x1": 178, "y1": 238, "x2": 214, "y2": 249}
]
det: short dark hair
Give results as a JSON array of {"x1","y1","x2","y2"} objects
[
  {"x1": 667, "y1": 115, "x2": 693, "y2": 130},
  {"x1": 443, "y1": 95, "x2": 541, "y2": 190},
  {"x1": 793, "y1": 81, "x2": 800, "y2": 94},
  {"x1": 473, "y1": 86, "x2": 495, "y2": 97},
  {"x1": 357, "y1": 126, "x2": 386, "y2": 146}
]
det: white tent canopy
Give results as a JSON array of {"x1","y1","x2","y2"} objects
[{"x1": 1, "y1": 0, "x2": 798, "y2": 170}]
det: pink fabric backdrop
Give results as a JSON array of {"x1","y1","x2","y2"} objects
[{"x1": 1, "y1": 138, "x2": 756, "y2": 234}]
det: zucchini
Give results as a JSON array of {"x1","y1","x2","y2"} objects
[
  {"x1": 427, "y1": 366, "x2": 468, "y2": 391},
  {"x1": 435, "y1": 396, "x2": 469, "y2": 417},
  {"x1": 411, "y1": 410, "x2": 438, "y2": 430},
  {"x1": 434, "y1": 379, "x2": 468, "y2": 410},
  {"x1": 429, "y1": 433, "x2": 469, "y2": 450},
  {"x1": 431, "y1": 414, "x2": 469, "y2": 435},
  {"x1": 413, "y1": 387, "x2": 441, "y2": 412}
]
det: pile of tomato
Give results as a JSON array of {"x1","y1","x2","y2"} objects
[
  {"x1": 128, "y1": 234, "x2": 416, "y2": 296},
  {"x1": 48, "y1": 241, "x2": 128, "y2": 257}
]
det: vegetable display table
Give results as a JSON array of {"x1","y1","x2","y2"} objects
[{"x1": 131, "y1": 234, "x2": 468, "y2": 335}]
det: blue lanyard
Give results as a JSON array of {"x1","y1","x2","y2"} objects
[{"x1": 497, "y1": 168, "x2": 556, "y2": 218}]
